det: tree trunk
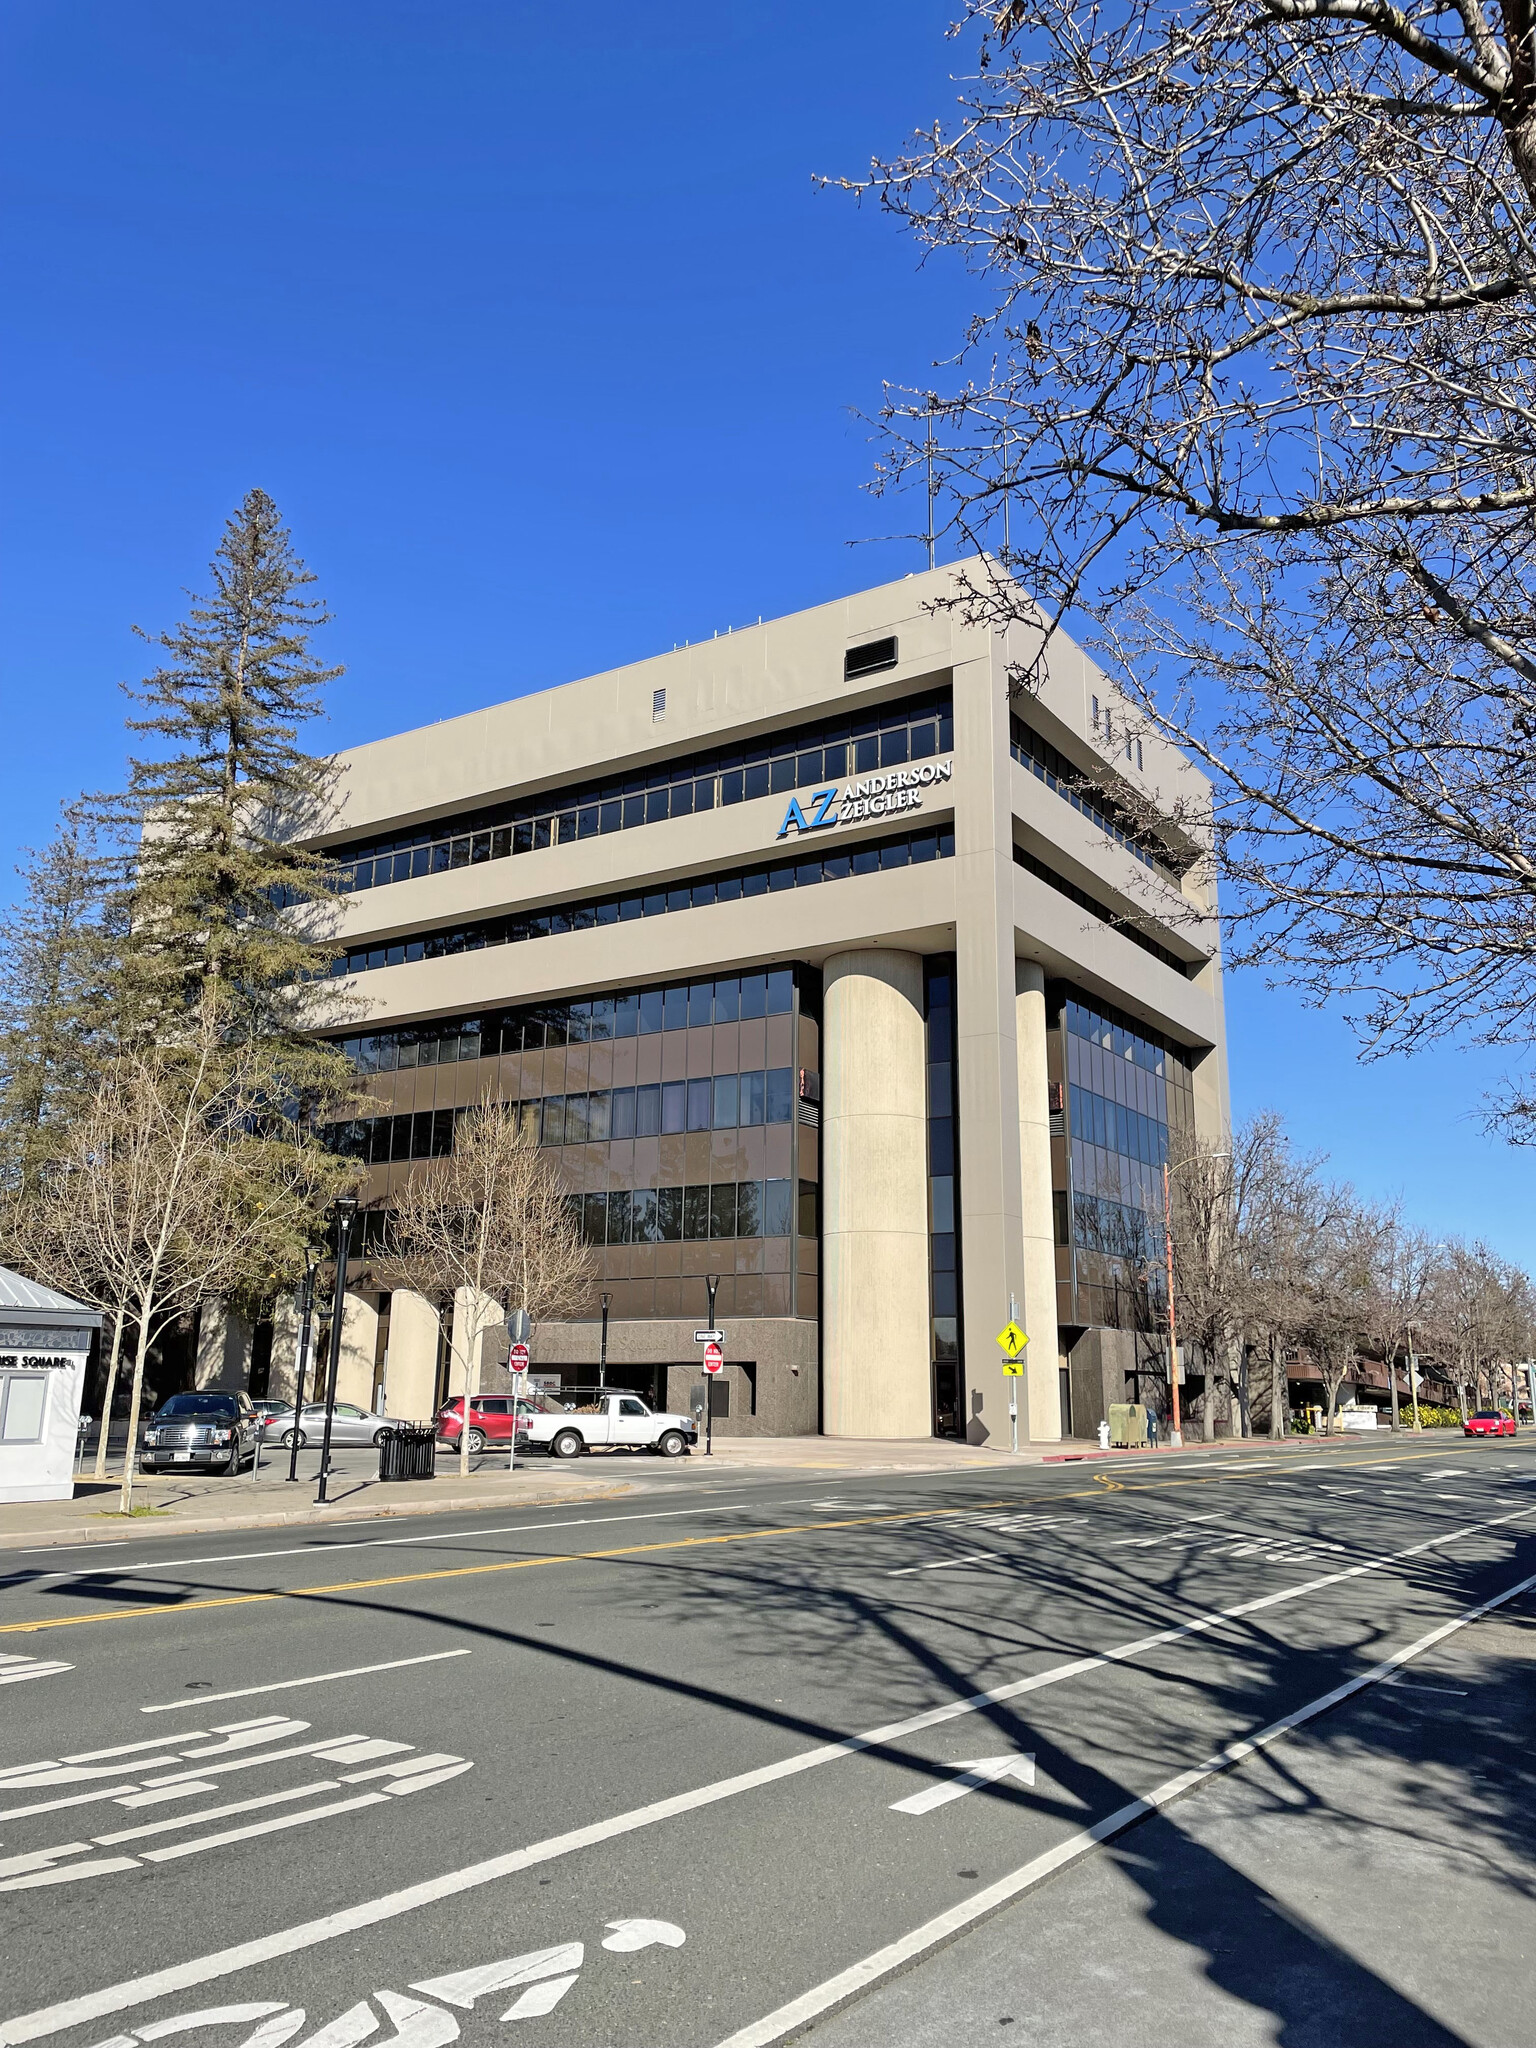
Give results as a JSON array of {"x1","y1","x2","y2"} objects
[
  {"x1": 118, "y1": 1293, "x2": 156, "y2": 1514},
  {"x1": 1323, "y1": 1375, "x2": 1341, "y2": 1434},
  {"x1": 92, "y1": 1303, "x2": 128, "y2": 1481},
  {"x1": 1268, "y1": 1333, "x2": 1283, "y2": 1438}
]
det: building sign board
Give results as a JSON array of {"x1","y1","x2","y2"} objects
[{"x1": 777, "y1": 758, "x2": 954, "y2": 840}]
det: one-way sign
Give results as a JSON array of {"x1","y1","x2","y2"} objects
[{"x1": 693, "y1": 1329, "x2": 725, "y2": 1343}]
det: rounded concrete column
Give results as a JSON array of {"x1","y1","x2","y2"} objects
[
  {"x1": 385, "y1": 1290, "x2": 442, "y2": 1421},
  {"x1": 332, "y1": 1293, "x2": 379, "y2": 1410},
  {"x1": 1016, "y1": 961, "x2": 1062, "y2": 1439},
  {"x1": 822, "y1": 949, "x2": 931, "y2": 1438}
]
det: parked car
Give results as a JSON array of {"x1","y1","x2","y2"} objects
[
  {"x1": 262, "y1": 1401, "x2": 389, "y2": 1449},
  {"x1": 518, "y1": 1387, "x2": 697, "y2": 1460},
  {"x1": 140, "y1": 1391, "x2": 262, "y2": 1474},
  {"x1": 435, "y1": 1395, "x2": 530, "y2": 1455},
  {"x1": 1463, "y1": 1409, "x2": 1517, "y2": 1437}
]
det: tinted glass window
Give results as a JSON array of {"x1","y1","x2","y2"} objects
[{"x1": 157, "y1": 1394, "x2": 240, "y2": 1419}]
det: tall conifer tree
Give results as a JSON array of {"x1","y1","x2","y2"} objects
[
  {"x1": 105, "y1": 488, "x2": 353, "y2": 1106},
  {"x1": 0, "y1": 810, "x2": 116, "y2": 1193}
]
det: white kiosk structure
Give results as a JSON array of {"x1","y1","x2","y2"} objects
[{"x1": 0, "y1": 1267, "x2": 101, "y2": 1504}]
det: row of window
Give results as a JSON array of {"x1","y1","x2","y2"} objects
[
  {"x1": 1064, "y1": 995, "x2": 1187, "y2": 1080},
  {"x1": 333, "y1": 969, "x2": 798, "y2": 1073},
  {"x1": 569, "y1": 1179, "x2": 811, "y2": 1245},
  {"x1": 1069, "y1": 1084, "x2": 1171, "y2": 1171},
  {"x1": 1014, "y1": 844, "x2": 1191, "y2": 979},
  {"x1": 1010, "y1": 715, "x2": 1181, "y2": 882},
  {"x1": 327, "y1": 825, "x2": 955, "y2": 979},
  {"x1": 326, "y1": 690, "x2": 954, "y2": 895},
  {"x1": 325, "y1": 1069, "x2": 805, "y2": 1164}
]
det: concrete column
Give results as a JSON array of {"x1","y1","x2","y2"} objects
[
  {"x1": 331, "y1": 1293, "x2": 378, "y2": 1410},
  {"x1": 194, "y1": 1300, "x2": 253, "y2": 1391},
  {"x1": 1016, "y1": 961, "x2": 1062, "y2": 1439},
  {"x1": 267, "y1": 1293, "x2": 303, "y2": 1405},
  {"x1": 385, "y1": 1290, "x2": 442, "y2": 1420},
  {"x1": 821, "y1": 949, "x2": 931, "y2": 1438}
]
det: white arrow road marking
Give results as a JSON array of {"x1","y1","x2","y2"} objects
[
  {"x1": 369, "y1": 1994, "x2": 457, "y2": 2048},
  {"x1": 601, "y1": 1921, "x2": 686, "y2": 1953},
  {"x1": 0, "y1": 1656, "x2": 73, "y2": 1685},
  {"x1": 8, "y1": 1503, "x2": 1531, "y2": 2048},
  {"x1": 889, "y1": 1756, "x2": 1036, "y2": 1815},
  {"x1": 410, "y1": 1948, "x2": 584, "y2": 2012},
  {"x1": 289, "y1": 2005, "x2": 378, "y2": 2048},
  {"x1": 499, "y1": 1980, "x2": 577, "y2": 2023}
]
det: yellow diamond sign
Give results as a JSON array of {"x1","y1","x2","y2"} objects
[{"x1": 996, "y1": 1321, "x2": 1028, "y2": 1359}]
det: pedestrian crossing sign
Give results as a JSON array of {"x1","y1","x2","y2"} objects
[
  {"x1": 1001, "y1": 1357, "x2": 1026, "y2": 1377},
  {"x1": 996, "y1": 1321, "x2": 1028, "y2": 1359}
]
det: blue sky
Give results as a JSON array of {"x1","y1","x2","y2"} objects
[{"x1": 2, "y1": 1, "x2": 1530, "y2": 1265}]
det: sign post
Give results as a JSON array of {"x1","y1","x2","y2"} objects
[
  {"x1": 505, "y1": 1309, "x2": 532, "y2": 1475},
  {"x1": 996, "y1": 1298, "x2": 1029, "y2": 1454},
  {"x1": 697, "y1": 1278, "x2": 722, "y2": 1457}
]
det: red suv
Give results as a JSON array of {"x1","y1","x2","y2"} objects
[
  {"x1": 1463, "y1": 1409, "x2": 1517, "y2": 1437},
  {"x1": 435, "y1": 1396, "x2": 530, "y2": 1454}
]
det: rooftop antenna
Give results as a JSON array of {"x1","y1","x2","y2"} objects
[
  {"x1": 1002, "y1": 431, "x2": 1012, "y2": 566},
  {"x1": 924, "y1": 398, "x2": 937, "y2": 570}
]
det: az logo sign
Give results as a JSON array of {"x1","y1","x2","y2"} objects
[{"x1": 776, "y1": 788, "x2": 841, "y2": 838}]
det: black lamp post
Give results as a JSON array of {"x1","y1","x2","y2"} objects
[
  {"x1": 599, "y1": 1291, "x2": 611, "y2": 1390},
  {"x1": 315, "y1": 1195, "x2": 359, "y2": 1505},
  {"x1": 286, "y1": 1244, "x2": 323, "y2": 1483}
]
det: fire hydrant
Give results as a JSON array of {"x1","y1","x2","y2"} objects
[{"x1": 1097, "y1": 1419, "x2": 1111, "y2": 1451}]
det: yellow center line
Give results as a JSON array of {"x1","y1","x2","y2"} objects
[{"x1": 0, "y1": 1442, "x2": 1509, "y2": 1637}]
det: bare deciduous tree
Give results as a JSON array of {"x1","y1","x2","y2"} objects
[
  {"x1": 10, "y1": 1030, "x2": 322, "y2": 1509},
  {"x1": 387, "y1": 1102, "x2": 594, "y2": 1478},
  {"x1": 844, "y1": 0, "x2": 1536, "y2": 1097}
]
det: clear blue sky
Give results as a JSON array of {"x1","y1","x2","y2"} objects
[{"x1": 3, "y1": 1, "x2": 1530, "y2": 1266}]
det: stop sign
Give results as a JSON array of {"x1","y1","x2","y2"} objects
[
  {"x1": 703, "y1": 1342, "x2": 724, "y2": 1375},
  {"x1": 508, "y1": 1342, "x2": 529, "y2": 1371}
]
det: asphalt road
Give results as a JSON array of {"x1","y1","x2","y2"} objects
[{"x1": 1, "y1": 1435, "x2": 1532, "y2": 2048}]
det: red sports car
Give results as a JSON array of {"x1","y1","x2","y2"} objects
[{"x1": 1463, "y1": 1409, "x2": 1517, "y2": 1437}]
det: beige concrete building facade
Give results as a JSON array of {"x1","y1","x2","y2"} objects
[{"x1": 251, "y1": 564, "x2": 1227, "y2": 1444}]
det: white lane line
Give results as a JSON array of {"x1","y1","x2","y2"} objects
[
  {"x1": 886, "y1": 1552, "x2": 1000, "y2": 1578},
  {"x1": 140, "y1": 1651, "x2": 472, "y2": 1714},
  {"x1": 709, "y1": 1562, "x2": 1536, "y2": 2048},
  {"x1": 5, "y1": 1497, "x2": 1531, "y2": 2047},
  {"x1": 10, "y1": 1505, "x2": 760, "y2": 1585}
]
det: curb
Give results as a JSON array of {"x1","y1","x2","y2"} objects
[{"x1": 0, "y1": 1478, "x2": 642, "y2": 1552}]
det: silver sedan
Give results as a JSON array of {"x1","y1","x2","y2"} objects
[{"x1": 262, "y1": 1401, "x2": 389, "y2": 1449}]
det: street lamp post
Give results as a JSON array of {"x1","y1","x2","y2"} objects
[
  {"x1": 599, "y1": 1292, "x2": 611, "y2": 1391},
  {"x1": 315, "y1": 1196, "x2": 358, "y2": 1506},
  {"x1": 286, "y1": 1245, "x2": 322, "y2": 1483},
  {"x1": 1162, "y1": 1161, "x2": 1183, "y2": 1448}
]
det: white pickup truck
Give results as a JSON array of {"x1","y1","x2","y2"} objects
[{"x1": 520, "y1": 1387, "x2": 698, "y2": 1460}]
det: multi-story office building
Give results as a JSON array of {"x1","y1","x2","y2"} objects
[{"x1": 248, "y1": 563, "x2": 1227, "y2": 1443}]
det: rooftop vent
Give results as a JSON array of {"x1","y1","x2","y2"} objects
[{"x1": 844, "y1": 636, "x2": 898, "y2": 680}]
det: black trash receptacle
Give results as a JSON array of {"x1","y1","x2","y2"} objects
[{"x1": 378, "y1": 1423, "x2": 437, "y2": 1481}]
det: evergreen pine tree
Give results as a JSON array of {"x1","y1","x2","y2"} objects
[
  {"x1": 0, "y1": 809, "x2": 117, "y2": 1194},
  {"x1": 103, "y1": 487, "x2": 354, "y2": 1108}
]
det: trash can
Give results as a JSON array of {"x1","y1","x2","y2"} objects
[{"x1": 377, "y1": 1423, "x2": 437, "y2": 1481}]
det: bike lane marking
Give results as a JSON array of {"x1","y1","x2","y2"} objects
[{"x1": 3, "y1": 1501, "x2": 1531, "y2": 2046}]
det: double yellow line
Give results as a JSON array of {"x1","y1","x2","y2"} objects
[{"x1": 0, "y1": 1441, "x2": 1506, "y2": 1637}]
